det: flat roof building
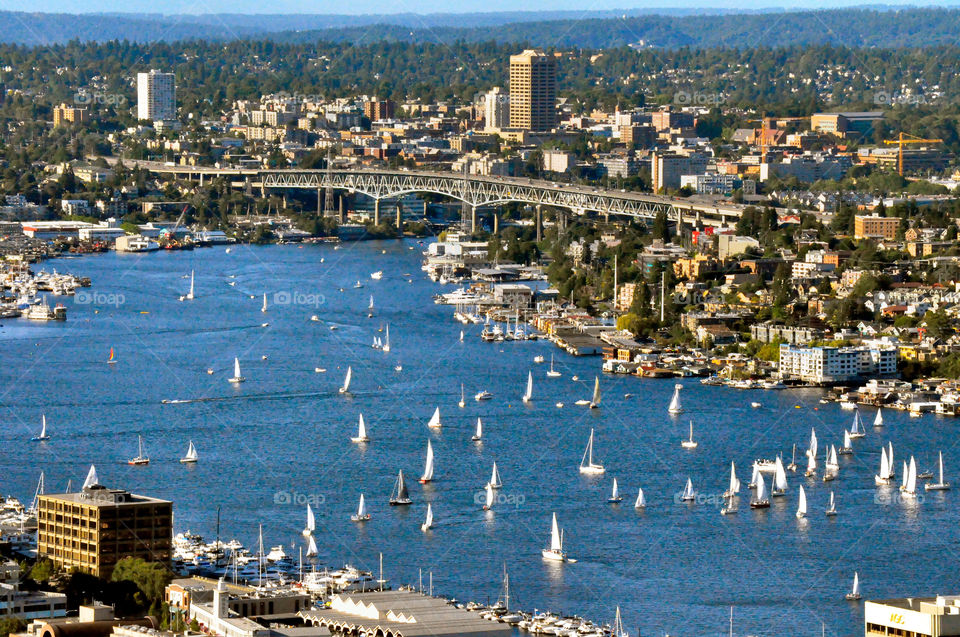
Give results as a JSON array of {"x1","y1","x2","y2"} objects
[
  {"x1": 36, "y1": 469, "x2": 172, "y2": 578},
  {"x1": 855, "y1": 215, "x2": 900, "y2": 241},
  {"x1": 508, "y1": 50, "x2": 556, "y2": 132},
  {"x1": 866, "y1": 595, "x2": 960, "y2": 637}
]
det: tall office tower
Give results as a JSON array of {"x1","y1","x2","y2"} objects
[
  {"x1": 137, "y1": 69, "x2": 176, "y2": 121},
  {"x1": 508, "y1": 50, "x2": 556, "y2": 132}
]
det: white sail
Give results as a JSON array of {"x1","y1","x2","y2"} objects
[
  {"x1": 233, "y1": 357, "x2": 242, "y2": 378},
  {"x1": 843, "y1": 429, "x2": 853, "y2": 449},
  {"x1": 420, "y1": 440, "x2": 435, "y2": 482},
  {"x1": 796, "y1": 485, "x2": 807, "y2": 518},
  {"x1": 755, "y1": 473, "x2": 767, "y2": 502},
  {"x1": 774, "y1": 456, "x2": 788, "y2": 492},
  {"x1": 750, "y1": 463, "x2": 760, "y2": 487},
  {"x1": 427, "y1": 407, "x2": 442, "y2": 428},
  {"x1": 262, "y1": 293, "x2": 267, "y2": 312},
  {"x1": 357, "y1": 414, "x2": 367, "y2": 441},
  {"x1": 634, "y1": 487, "x2": 646, "y2": 508},
  {"x1": 357, "y1": 493, "x2": 367, "y2": 518},
  {"x1": 611, "y1": 478, "x2": 620, "y2": 500},
  {"x1": 728, "y1": 462, "x2": 740, "y2": 495},
  {"x1": 369, "y1": 295, "x2": 374, "y2": 310},
  {"x1": 874, "y1": 408, "x2": 884, "y2": 427},
  {"x1": 850, "y1": 410, "x2": 865, "y2": 436},
  {"x1": 188, "y1": 270, "x2": 195, "y2": 299},
  {"x1": 40, "y1": 415, "x2": 47, "y2": 438},
  {"x1": 889, "y1": 442, "x2": 894, "y2": 474},
  {"x1": 383, "y1": 324, "x2": 391, "y2": 352},
  {"x1": 474, "y1": 417, "x2": 483, "y2": 440},
  {"x1": 522, "y1": 371, "x2": 533, "y2": 403},
  {"x1": 879, "y1": 447, "x2": 890, "y2": 479},
  {"x1": 422, "y1": 503, "x2": 433, "y2": 531},
  {"x1": 184, "y1": 440, "x2": 198, "y2": 461},
  {"x1": 668, "y1": 384, "x2": 683, "y2": 414},
  {"x1": 460, "y1": 330, "x2": 464, "y2": 342},
  {"x1": 305, "y1": 504, "x2": 316, "y2": 534},
  {"x1": 82, "y1": 464, "x2": 99, "y2": 489},
  {"x1": 829, "y1": 445, "x2": 839, "y2": 467},
  {"x1": 341, "y1": 366, "x2": 352, "y2": 393},
  {"x1": 306, "y1": 534, "x2": 318, "y2": 558},
  {"x1": 490, "y1": 462, "x2": 502, "y2": 488},
  {"x1": 900, "y1": 461, "x2": 909, "y2": 490},
  {"x1": 905, "y1": 456, "x2": 917, "y2": 494},
  {"x1": 939, "y1": 451, "x2": 946, "y2": 484},
  {"x1": 808, "y1": 428, "x2": 819, "y2": 460},
  {"x1": 549, "y1": 513, "x2": 562, "y2": 551},
  {"x1": 827, "y1": 491, "x2": 836, "y2": 514},
  {"x1": 851, "y1": 572, "x2": 860, "y2": 596},
  {"x1": 590, "y1": 376, "x2": 602, "y2": 407},
  {"x1": 484, "y1": 482, "x2": 494, "y2": 509},
  {"x1": 682, "y1": 478, "x2": 694, "y2": 500},
  {"x1": 579, "y1": 429, "x2": 605, "y2": 474},
  {"x1": 806, "y1": 447, "x2": 817, "y2": 474}
]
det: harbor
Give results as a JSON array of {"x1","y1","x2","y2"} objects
[{"x1": 0, "y1": 240, "x2": 955, "y2": 637}]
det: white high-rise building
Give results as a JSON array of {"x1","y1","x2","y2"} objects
[
  {"x1": 483, "y1": 87, "x2": 510, "y2": 131},
  {"x1": 137, "y1": 70, "x2": 176, "y2": 122}
]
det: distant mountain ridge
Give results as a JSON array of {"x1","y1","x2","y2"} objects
[{"x1": 3, "y1": 6, "x2": 960, "y2": 48}]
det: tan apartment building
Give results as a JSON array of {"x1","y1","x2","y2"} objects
[
  {"x1": 508, "y1": 50, "x2": 556, "y2": 132},
  {"x1": 53, "y1": 104, "x2": 89, "y2": 127},
  {"x1": 854, "y1": 215, "x2": 900, "y2": 240},
  {"x1": 37, "y1": 481, "x2": 172, "y2": 578}
]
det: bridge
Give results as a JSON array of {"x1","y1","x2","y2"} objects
[{"x1": 113, "y1": 160, "x2": 745, "y2": 231}]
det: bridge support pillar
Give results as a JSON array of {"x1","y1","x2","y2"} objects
[
  {"x1": 317, "y1": 189, "x2": 322, "y2": 215},
  {"x1": 374, "y1": 199, "x2": 381, "y2": 226},
  {"x1": 470, "y1": 205, "x2": 477, "y2": 234},
  {"x1": 339, "y1": 195, "x2": 346, "y2": 224},
  {"x1": 199, "y1": 173, "x2": 204, "y2": 187},
  {"x1": 493, "y1": 213, "x2": 499, "y2": 236},
  {"x1": 396, "y1": 202, "x2": 403, "y2": 231},
  {"x1": 422, "y1": 201, "x2": 428, "y2": 218},
  {"x1": 535, "y1": 205, "x2": 542, "y2": 243}
]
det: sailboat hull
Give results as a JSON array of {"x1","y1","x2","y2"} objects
[
  {"x1": 179, "y1": 458, "x2": 198, "y2": 464},
  {"x1": 579, "y1": 465, "x2": 605, "y2": 475},
  {"x1": 541, "y1": 549, "x2": 569, "y2": 562},
  {"x1": 925, "y1": 483, "x2": 950, "y2": 491},
  {"x1": 388, "y1": 499, "x2": 411, "y2": 506},
  {"x1": 351, "y1": 514, "x2": 371, "y2": 521}
]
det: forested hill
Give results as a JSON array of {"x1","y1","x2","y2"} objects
[{"x1": 4, "y1": 7, "x2": 960, "y2": 48}]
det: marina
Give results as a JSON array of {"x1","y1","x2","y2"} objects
[{"x1": 1, "y1": 241, "x2": 958, "y2": 636}]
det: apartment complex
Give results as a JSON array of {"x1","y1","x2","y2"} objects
[
  {"x1": 137, "y1": 70, "x2": 176, "y2": 121},
  {"x1": 855, "y1": 215, "x2": 900, "y2": 240},
  {"x1": 363, "y1": 99, "x2": 395, "y2": 122},
  {"x1": 52, "y1": 103, "x2": 89, "y2": 127},
  {"x1": 651, "y1": 151, "x2": 709, "y2": 193},
  {"x1": 36, "y1": 479, "x2": 173, "y2": 578},
  {"x1": 865, "y1": 595, "x2": 960, "y2": 637},
  {"x1": 778, "y1": 344, "x2": 897, "y2": 384},
  {"x1": 508, "y1": 50, "x2": 556, "y2": 132}
]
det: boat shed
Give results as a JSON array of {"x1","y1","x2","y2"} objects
[{"x1": 299, "y1": 591, "x2": 511, "y2": 637}]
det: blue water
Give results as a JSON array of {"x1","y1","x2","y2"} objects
[{"x1": 0, "y1": 241, "x2": 954, "y2": 637}]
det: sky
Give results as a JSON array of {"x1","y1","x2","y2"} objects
[{"x1": 3, "y1": 0, "x2": 959, "y2": 14}]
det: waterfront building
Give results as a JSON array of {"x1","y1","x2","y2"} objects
[
  {"x1": 750, "y1": 321, "x2": 825, "y2": 345},
  {"x1": 865, "y1": 595, "x2": 960, "y2": 637},
  {"x1": 137, "y1": 70, "x2": 176, "y2": 122},
  {"x1": 778, "y1": 344, "x2": 898, "y2": 384},
  {"x1": 17, "y1": 604, "x2": 156, "y2": 637},
  {"x1": 36, "y1": 478, "x2": 172, "y2": 578},
  {"x1": 508, "y1": 50, "x2": 556, "y2": 132}
]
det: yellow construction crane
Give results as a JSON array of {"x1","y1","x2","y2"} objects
[
  {"x1": 746, "y1": 116, "x2": 809, "y2": 163},
  {"x1": 884, "y1": 132, "x2": 943, "y2": 176}
]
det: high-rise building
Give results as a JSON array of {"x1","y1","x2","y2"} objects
[
  {"x1": 508, "y1": 50, "x2": 556, "y2": 132},
  {"x1": 137, "y1": 70, "x2": 176, "y2": 122},
  {"x1": 363, "y1": 99, "x2": 395, "y2": 122},
  {"x1": 483, "y1": 87, "x2": 510, "y2": 131},
  {"x1": 36, "y1": 470, "x2": 173, "y2": 578}
]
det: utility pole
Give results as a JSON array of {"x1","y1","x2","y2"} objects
[
  {"x1": 613, "y1": 254, "x2": 618, "y2": 312},
  {"x1": 660, "y1": 269, "x2": 666, "y2": 323}
]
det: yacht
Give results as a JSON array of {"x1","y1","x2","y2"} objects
[
  {"x1": 681, "y1": 421, "x2": 698, "y2": 449},
  {"x1": 541, "y1": 513, "x2": 574, "y2": 562},
  {"x1": 578, "y1": 429, "x2": 605, "y2": 475},
  {"x1": 128, "y1": 435, "x2": 150, "y2": 466},
  {"x1": 180, "y1": 441, "x2": 199, "y2": 464},
  {"x1": 389, "y1": 471, "x2": 412, "y2": 506},
  {"x1": 228, "y1": 358, "x2": 245, "y2": 383},
  {"x1": 475, "y1": 390, "x2": 493, "y2": 401}
]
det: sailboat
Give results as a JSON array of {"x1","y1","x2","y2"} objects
[
  {"x1": 787, "y1": 443, "x2": 798, "y2": 471},
  {"x1": 824, "y1": 445, "x2": 840, "y2": 481},
  {"x1": 419, "y1": 440, "x2": 435, "y2": 484},
  {"x1": 339, "y1": 366, "x2": 352, "y2": 394},
  {"x1": 681, "y1": 421, "x2": 698, "y2": 449},
  {"x1": 541, "y1": 512, "x2": 573, "y2": 562},
  {"x1": 900, "y1": 456, "x2": 918, "y2": 497},
  {"x1": 383, "y1": 324, "x2": 391, "y2": 353},
  {"x1": 723, "y1": 462, "x2": 741, "y2": 497},
  {"x1": 472, "y1": 418, "x2": 483, "y2": 442},
  {"x1": 302, "y1": 504, "x2": 316, "y2": 537},
  {"x1": 482, "y1": 482, "x2": 495, "y2": 511},
  {"x1": 421, "y1": 503, "x2": 434, "y2": 532},
  {"x1": 608, "y1": 478, "x2": 623, "y2": 503},
  {"x1": 668, "y1": 384, "x2": 683, "y2": 414},
  {"x1": 180, "y1": 440, "x2": 199, "y2": 464},
  {"x1": 796, "y1": 485, "x2": 807, "y2": 519},
  {"x1": 874, "y1": 408, "x2": 884, "y2": 427},
  {"x1": 845, "y1": 572, "x2": 862, "y2": 601},
  {"x1": 612, "y1": 606, "x2": 628, "y2": 637},
  {"x1": 751, "y1": 473, "x2": 770, "y2": 509},
  {"x1": 720, "y1": 493, "x2": 739, "y2": 515},
  {"x1": 679, "y1": 478, "x2": 695, "y2": 502},
  {"x1": 925, "y1": 451, "x2": 950, "y2": 490},
  {"x1": 748, "y1": 463, "x2": 760, "y2": 489},
  {"x1": 228, "y1": 357, "x2": 245, "y2": 383},
  {"x1": 107, "y1": 347, "x2": 117, "y2": 365},
  {"x1": 30, "y1": 415, "x2": 50, "y2": 441},
  {"x1": 426, "y1": 407, "x2": 442, "y2": 429},
  {"x1": 634, "y1": 487, "x2": 646, "y2": 509},
  {"x1": 489, "y1": 462, "x2": 502, "y2": 489},
  {"x1": 368, "y1": 295, "x2": 374, "y2": 318},
  {"x1": 839, "y1": 430, "x2": 854, "y2": 455},
  {"x1": 351, "y1": 413, "x2": 370, "y2": 443},
  {"x1": 875, "y1": 445, "x2": 894, "y2": 485},
  {"x1": 261, "y1": 293, "x2": 268, "y2": 313},
  {"x1": 351, "y1": 494, "x2": 371, "y2": 521},
  {"x1": 459, "y1": 329, "x2": 464, "y2": 342},
  {"x1": 589, "y1": 376, "x2": 602, "y2": 409},
  {"x1": 459, "y1": 384, "x2": 466, "y2": 409},
  {"x1": 849, "y1": 409, "x2": 866, "y2": 439},
  {"x1": 579, "y1": 429, "x2": 606, "y2": 475},
  {"x1": 306, "y1": 534, "x2": 319, "y2": 558},
  {"x1": 772, "y1": 456, "x2": 788, "y2": 496},
  {"x1": 128, "y1": 435, "x2": 149, "y2": 465},
  {"x1": 186, "y1": 270, "x2": 195, "y2": 300},
  {"x1": 389, "y1": 471, "x2": 411, "y2": 506},
  {"x1": 825, "y1": 491, "x2": 837, "y2": 516},
  {"x1": 546, "y1": 354, "x2": 561, "y2": 378},
  {"x1": 522, "y1": 371, "x2": 533, "y2": 403},
  {"x1": 805, "y1": 428, "x2": 818, "y2": 477}
]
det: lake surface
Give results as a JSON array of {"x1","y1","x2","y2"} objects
[{"x1": 0, "y1": 241, "x2": 954, "y2": 637}]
